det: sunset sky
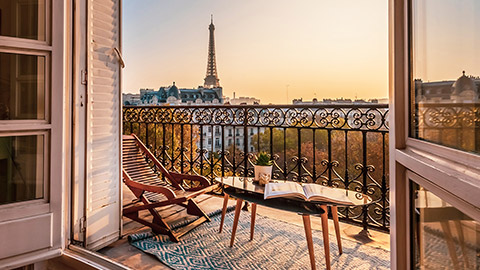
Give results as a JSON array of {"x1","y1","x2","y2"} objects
[
  {"x1": 413, "y1": 0, "x2": 480, "y2": 82},
  {"x1": 122, "y1": 0, "x2": 388, "y2": 104}
]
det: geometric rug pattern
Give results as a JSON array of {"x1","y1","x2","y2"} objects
[
  {"x1": 414, "y1": 225, "x2": 479, "y2": 270},
  {"x1": 128, "y1": 209, "x2": 390, "y2": 270}
]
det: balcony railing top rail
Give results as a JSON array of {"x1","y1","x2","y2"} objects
[
  {"x1": 123, "y1": 104, "x2": 389, "y2": 131},
  {"x1": 125, "y1": 104, "x2": 389, "y2": 108}
]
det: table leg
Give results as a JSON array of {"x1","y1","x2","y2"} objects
[
  {"x1": 331, "y1": 206, "x2": 342, "y2": 254},
  {"x1": 454, "y1": 220, "x2": 470, "y2": 269},
  {"x1": 302, "y1": 214, "x2": 316, "y2": 270},
  {"x1": 320, "y1": 205, "x2": 331, "y2": 270},
  {"x1": 219, "y1": 193, "x2": 229, "y2": 233},
  {"x1": 230, "y1": 199, "x2": 244, "y2": 247},
  {"x1": 250, "y1": 203, "x2": 257, "y2": 241},
  {"x1": 440, "y1": 221, "x2": 460, "y2": 270}
]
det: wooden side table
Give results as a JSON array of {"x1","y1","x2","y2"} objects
[{"x1": 215, "y1": 177, "x2": 373, "y2": 270}]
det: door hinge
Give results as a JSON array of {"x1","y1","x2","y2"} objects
[
  {"x1": 80, "y1": 216, "x2": 86, "y2": 233},
  {"x1": 81, "y1": 69, "x2": 88, "y2": 85}
]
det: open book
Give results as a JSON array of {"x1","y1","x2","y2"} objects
[{"x1": 264, "y1": 182, "x2": 353, "y2": 205}]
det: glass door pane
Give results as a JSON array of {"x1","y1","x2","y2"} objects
[
  {"x1": 411, "y1": 182, "x2": 480, "y2": 269},
  {"x1": 0, "y1": 52, "x2": 45, "y2": 120},
  {"x1": 411, "y1": 0, "x2": 480, "y2": 154},
  {"x1": 0, "y1": 135, "x2": 44, "y2": 205},
  {"x1": 0, "y1": 0, "x2": 46, "y2": 41}
]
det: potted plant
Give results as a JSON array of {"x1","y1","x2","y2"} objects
[{"x1": 254, "y1": 152, "x2": 273, "y2": 185}]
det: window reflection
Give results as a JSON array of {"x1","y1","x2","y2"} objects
[
  {"x1": 411, "y1": 182, "x2": 480, "y2": 270},
  {"x1": 0, "y1": 52, "x2": 45, "y2": 120},
  {"x1": 0, "y1": 135, "x2": 44, "y2": 205},
  {"x1": 0, "y1": 0, "x2": 46, "y2": 41},
  {"x1": 411, "y1": 0, "x2": 480, "y2": 154}
]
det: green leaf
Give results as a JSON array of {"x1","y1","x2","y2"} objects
[{"x1": 255, "y1": 152, "x2": 272, "y2": 166}]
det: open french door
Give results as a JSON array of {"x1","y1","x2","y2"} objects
[
  {"x1": 0, "y1": 1, "x2": 65, "y2": 267},
  {"x1": 389, "y1": 1, "x2": 480, "y2": 269}
]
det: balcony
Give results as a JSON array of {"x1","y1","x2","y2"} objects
[
  {"x1": 97, "y1": 104, "x2": 391, "y2": 269},
  {"x1": 122, "y1": 104, "x2": 390, "y2": 232}
]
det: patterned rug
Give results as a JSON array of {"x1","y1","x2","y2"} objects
[
  {"x1": 413, "y1": 225, "x2": 479, "y2": 269},
  {"x1": 128, "y1": 209, "x2": 390, "y2": 270}
]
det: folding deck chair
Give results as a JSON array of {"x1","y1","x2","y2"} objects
[{"x1": 122, "y1": 134, "x2": 218, "y2": 242}]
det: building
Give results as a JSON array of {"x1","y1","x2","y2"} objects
[
  {"x1": 292, "y1": 97, "x2": 382, "y2": 105},
  {"x1": 413, "y1": 72, "x2": 480, "y2": 153},
  {"x1": 123, "y1": 16, "x2": 223, "y2": 106},
  {"x1": 123, "y1": 92, "x2": 141, "y2": 105},
  {"x1": 224, "y1": 96, "x2": 260, "y2": 105},
  {"x1": 415, "y1": 71, "x2": 480, "y2": 103},
  {"x1": 201, "y1": 125, "x2": 262, "y2": 154},
  {"x1": 200, "y1": 93, "x2": 262, "y2": 153},
  {"x1": 137, "y1": 83, "x2": 223, "y2": 105}
]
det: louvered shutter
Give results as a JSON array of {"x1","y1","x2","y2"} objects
[{"x1": 85, "y1": 0, "x2": 122, "y2": 250}]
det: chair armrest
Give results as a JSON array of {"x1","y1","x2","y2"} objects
[
  {"x1": 123, "y1": 170, "x2": 176, "y2": 199},
  {"x1": 169, "y1": 172, "x2": 212, "y2": 191}
]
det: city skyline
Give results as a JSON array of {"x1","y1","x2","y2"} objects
[{"x1": 122, "y1": 0, "x2": 389, "y2": 103}]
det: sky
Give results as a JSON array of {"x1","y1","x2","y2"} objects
[
  {"x1": 413, "y1": 0, "x2": 480, "y2": 82},
  {"x1": 122, "y1": 0, "x2": 388, "y2": 104}
]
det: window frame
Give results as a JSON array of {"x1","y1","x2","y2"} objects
[
  {"x1": 403, "y1": 0, "x2": 480, "y2": 202},
  {"x1": 0, "y1": 48, "x2": 51, "y2": 126},
  {"x1": 0, "y1": 0, "x2": 52, "y2": 45},
  {"x1": 407, "y1": 0, "x2": 480, "y2": 159},
  {"x1": 0, "y1": 1, "x2": 53, "y2": 221},
  {"x1": 407, "y1": 170, "x2": 480, "y2": 222},
  {"x1": 407, "y1": 170, "x2": 480, "y2": 269},
  {"x1": 0, "y1": 130, "x2": 50, "y2": 215}
]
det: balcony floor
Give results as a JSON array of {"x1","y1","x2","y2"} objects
[{"x1": 99, "y1": 185, "x2": 390, "y2": 269}]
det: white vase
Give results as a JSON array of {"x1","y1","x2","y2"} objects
[{"x1": 254, "y1": 165, "x2": 273, "y2": 184}]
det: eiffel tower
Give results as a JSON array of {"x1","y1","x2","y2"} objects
[{"x1": 204, "y1": 15, "x2": 220, "y2": 88}]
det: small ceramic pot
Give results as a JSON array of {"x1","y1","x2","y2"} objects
[{"x1": 254, "y1": 165, "x2": 272, "y2": 185}]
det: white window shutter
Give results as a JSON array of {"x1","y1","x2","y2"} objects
[{"x1": 85, "y1": 0, "x2": 122, "y2": 250}]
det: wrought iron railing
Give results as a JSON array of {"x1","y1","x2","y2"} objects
[
  {"x1": 123, "y1": 104, "x2": 390, "y2": 232},
  {"x1": 413, "y1": 103, "x2": 480, "y2": 154}
]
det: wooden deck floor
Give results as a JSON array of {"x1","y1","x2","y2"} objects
[{"x1": 98, "y1": 185, "x2": 390, "y2": 269}]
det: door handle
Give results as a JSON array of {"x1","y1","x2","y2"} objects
[{"x1": 113, "y1": 47, "x2": 125, "y2": 68}]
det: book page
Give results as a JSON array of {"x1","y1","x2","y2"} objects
[
  {"x1": 264, "y1": 182, "x2": 306, "y2": 200},
  {"x1": 302, "y1": 184, "x2": 353, "y2": 205}
]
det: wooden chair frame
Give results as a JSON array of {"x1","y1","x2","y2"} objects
[{"x1": 122, "y1": 134, "x2": 218, "y2": 242}]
